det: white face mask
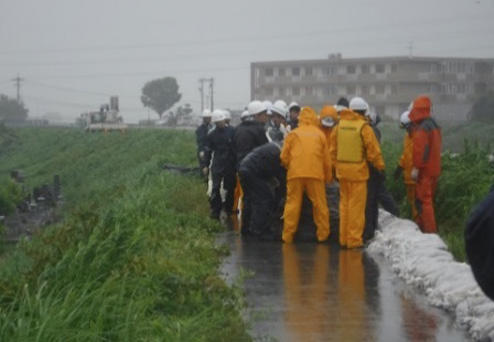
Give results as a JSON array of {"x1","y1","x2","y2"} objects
[{"x1": 321, "y1": 117, "x2": 335, "y2": 128}]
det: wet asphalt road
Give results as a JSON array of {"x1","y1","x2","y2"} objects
[{"x1": 219, "y1": 231, "x2": 470, "y2": 342}]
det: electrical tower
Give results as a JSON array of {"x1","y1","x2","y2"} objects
[
  {"x1": 11, "y1": 74, "x2": 25, "y2": 103},
  {"x1": 198, "y1": 77, "x2": 214, "y2": 112}
]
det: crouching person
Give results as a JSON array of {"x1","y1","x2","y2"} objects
[
  {"x1": 281, "y1": 107, "x2": 332, "y2": 243},
  {"x1": 238, "y1": 142, "x2": 285, "y2": 240}
]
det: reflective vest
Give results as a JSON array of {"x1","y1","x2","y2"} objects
[{"x1": 336, "y1": 119, "x2": 367, "y2": 163}]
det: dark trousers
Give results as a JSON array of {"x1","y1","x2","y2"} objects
[
  {"x1": 210, "y1": 168, "x2": 236, "y2": 217},
  {"x1": 364, "y1": 172, "x2": 380, "y2": 243},
  {"x1": 239, "y1": 170, "x2": 275, "y2": 236}
]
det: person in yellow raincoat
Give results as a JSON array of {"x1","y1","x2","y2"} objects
[
  {"x1": 281, "y1": 107, "x2": 332, "y2": 243},
  {"x1": 319, "y1": 105, "x2": 339, "y2": 147},
  {"x1": 394, "y1": 110, "x2": 418, "y2": 220},
  {"x1": 330, "y1": 97, "x2": 385, "y2": 248}
]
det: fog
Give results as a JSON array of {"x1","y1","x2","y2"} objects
[{"x1": 0, "y1": 0, "x2": 493, "y2": 123}]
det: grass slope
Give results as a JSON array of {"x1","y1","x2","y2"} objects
[{"x1": 0, "y1": 127, "x2": 250, "y2": 341}]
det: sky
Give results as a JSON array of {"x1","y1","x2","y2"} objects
[{"x1": 0, "y1": 0, "x2": 493, "y2": 123}]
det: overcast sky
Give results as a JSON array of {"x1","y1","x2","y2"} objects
[{"x1": 0, "y1": 0, "x2": 493, "y2": 123}]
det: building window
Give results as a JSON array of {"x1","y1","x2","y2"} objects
[
  {"x1": 391, "y1": 64, "x2": 397, "y2": 72},
  {"x1": 347, "y1": 65, "x2": 356, "y2": 74},
  {"x1": 306, "y1": 86, "x2": 313, "y2": 95},
  {"x1": 347, "y1": 85, "x2": 356, "y2": 95},
  {"x1": 305, "y1": 67, "x2": 313, "y2": 76},
  {"x1": 278, "y1": 68, "x2": 285, "y2": 77},
  {"x1": 265, "y1": 87, "x2": 274, "y2": 97},
  {"x1": 375, "y1": 64, "x2": 385, "y2": 73},
  {"x1": 361, "y1": 85, "x2": 369, "y2": 95},
  {"x1": 458, "y1": 83, "x2": 466, "y2": 93},
  {"x1": 292, "y1": 67, "x2": 300, "y2": 76},
  {"x1": 293, "y1": 86, "x2": 300, "y2": 96},
  {"x1": 265, "y1": 68, "x2": 273, "y2": 77},
  {"x1": 391, "y1": 85, "x2": 397, "y2": 94},
  {"x1": 361, "y1": 65, "x2": 369, "y2": 74},
  {"x1": 376, "y1": 84, "x2": 385, "y2": 94}
]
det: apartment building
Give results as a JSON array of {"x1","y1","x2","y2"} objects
[{"x1": 250, "y1": 54, "x2": 494, "y2": 121}]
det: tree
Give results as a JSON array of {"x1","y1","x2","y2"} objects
[
  {"x1": 140, "y1": 77, "x2": 182, "y2": 119},
  {"x1": 469, "y1": 90, "x2": 494, "y2": 123},
  {"x1": 0, "y1": 95, "x2": 28, "y2": 123}
]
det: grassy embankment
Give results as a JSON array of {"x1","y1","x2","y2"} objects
[
  {"x1": 0, "y1": 127, "x2": 250, "y2": 341},
  {"x1": 380, "y1": 121, "x2": 494, "y2": 261}
]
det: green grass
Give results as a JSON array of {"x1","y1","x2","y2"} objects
[
  {"x1": 0, "y1": 127, "x2": 250, "y2": 341},
  {"x1": 382, "y1": 131, "x2": 494, "y2": 261}
]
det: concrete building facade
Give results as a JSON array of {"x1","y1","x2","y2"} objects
[{"x1": 251, "y1": 54, "x2": 494, "y2": 121}]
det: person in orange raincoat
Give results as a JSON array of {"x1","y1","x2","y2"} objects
[
  {"x1": 394, "y1": 110, "x2": 418, "y2": 220},
  {"x1": 281, "y1": 107, "x2": 332, "y2": 243},
  {"x1": 330, "y1": 97, "x2": 385, "y2": 248},
  {"x1": 409, "y1": 95, "x2": 441, "y2": 233},
  {"x1": 319, "y1": 105, "x2": 339, "y2": 147}
]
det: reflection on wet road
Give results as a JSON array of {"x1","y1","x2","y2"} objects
[{"x1": 219, "y1": 231, "x2": 469, "y2": 342}]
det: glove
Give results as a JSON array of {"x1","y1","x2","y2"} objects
[
  {"x1": 202, "y1": 167, "x2": 209, "y2": 177},
  {"x1": 410, "y1": 167, "x2": 419, "y2": 181},
  {"x1": 393, "y1": 166, "x2": 403, "y2": 181}
]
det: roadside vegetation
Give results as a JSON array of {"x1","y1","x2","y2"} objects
[
  {"x1": 382, "y1": 122, "x2": 493, "y2": 261},
  {"x1": 0, "y1": 127, "x2": 250, "y2": 341}
]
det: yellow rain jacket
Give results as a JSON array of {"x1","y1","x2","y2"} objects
[
  {"x1": 281, "y1": 108, "x2": 332, "y2": 182},
  {"x1": 319, "y1": 105, "x2": 338, "y2": 148},
  {"x1": 330, "y1": 109, "x2": 384, "y2": 181},
  {"x1": 399, "y1": 132, "x2": 415, "y2": 185}
]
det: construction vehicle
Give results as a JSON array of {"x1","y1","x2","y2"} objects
[{"x1": 80, "y1": 96, "x2": 128, "y2": 132}]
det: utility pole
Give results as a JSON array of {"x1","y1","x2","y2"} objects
[
  {"x1": 408, "y1": 41, "x2": 414, "y2": 59},
  {"x1": 11, "y1": 74, "x2": 25, "y2": 103},
  {"x1": 199, "y1": 77, "x2": 214, "y2": 111},
  {"x1": 209, "y1": 77, "x2": 214, "y2": 111}
]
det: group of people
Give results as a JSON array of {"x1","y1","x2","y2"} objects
[{"x1": 195, "y1": 94, "x2": 442, "y2": 248}]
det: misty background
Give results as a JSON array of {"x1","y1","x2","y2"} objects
[{"x1": 0, "y1": 0, "x2": 493, "y2": 123}]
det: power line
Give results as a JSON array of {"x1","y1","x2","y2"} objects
[{"x1": 0, "y1": 13, "x2": 488, "y2": 56}]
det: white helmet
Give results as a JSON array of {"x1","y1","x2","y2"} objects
[
  {"x1": 222, "y1": 109, "x2": 232, "y2": 120},
  {"x1": 248, "y1": 100, "x2": 268, "y2": 115},
  {"x1": 201, "y1": 109, "x2": 212, "y2": 118},
  {"x1": 400, "y1": 110, "x2": 411, "y2": 126},
  {"x1": 263, "y1": 100, "x2": 273, "y2": 115},
  {"x1": 366, "y1": 111, "x2": 377, "y2": 125},
  {"x1": 272, "y1": 100, "x2": 287, "y2": 117},
  {"x1": 212, "y1": 109, "x2": 226, "y2": 123},
  {"x1": 349, "y1": 97, "x2": 369, "y2": 112},
  {"x1": 240, "y1": 110, "x2": 250, "y2": 119},
  {"x1": 288, "y1": 102, "x2": 300, "y2": 111}
]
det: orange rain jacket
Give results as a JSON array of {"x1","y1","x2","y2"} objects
[
  {"x1": 409, "y1": 96, "x2": 441, "y2": 177},
  {"x1": 399, "y1": 132, "x2": 416, "y2": 185},
  {"x1": 329, "y1": 109, "x2": 385, "y2": 181},
  {"x1": 281, "y1": 107, "x2": 332, "y2": 182}
]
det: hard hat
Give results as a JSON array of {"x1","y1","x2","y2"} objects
[
  {"x1": 320, "y1": 105, "x2": 338, "y2": 119},
  {"x1": 400, "y1": 110, "x2": 411, "y2": 125},
  {"x1": 272, "y1": 100, "x2": 287, "y2": 117},
  {"x1": 201, "y1": 109, "x2": 212, "y2": 117},
  {"x1": 366, "y1": 111, "x2": 377, "y2": 125},
  {"x1": 288, "y1": 102, "x2": 301, "y2": 111},
  {"x1": 321, "y1": 117, "x2": 336, "y2": 128},
  {"x1": 222, "y1": 109, "x2": 231, "y2": 120},
  {"x1": 349, "y1": 97, "x2": 369, "y2": 112},
  {"x1": 240, "y1": 110, "x2": 250, "y2": 119},
  {"x1": 263, "y1": 100, "x2": 273, "y2": 115},
  {"x1": 247, "y1": 100, "x2": 268, "y2": 115},
  {"x1": 212, "y1": 109, "x2": 226, "y2": 123}
]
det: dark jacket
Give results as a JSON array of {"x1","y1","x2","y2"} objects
[
  {"x1": 233, "y1": 121, "x2": 268, "y2": 168},
  {"x1": 465, "y1": 186, "x2": 494, "y2": 300},
  {"x1": 205, "y1": 126, "x2": 235, "y2": 174},
  {"x1": 239, "y1": 143, "x2": 284, "y2": 180},
  {"x1": 195, "y1": 123, "x2": 211, "y2": 152}
]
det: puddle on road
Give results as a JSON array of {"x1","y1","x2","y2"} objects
[{"x1": 219, "y1": 231, "x2": 470, "y2": 342}]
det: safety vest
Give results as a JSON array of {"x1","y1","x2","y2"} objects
[{"x1": 336, "y1": 119, "x2": 366, "y2": 163}]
